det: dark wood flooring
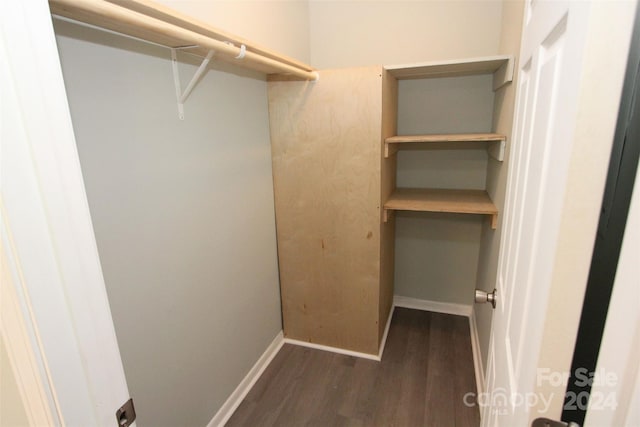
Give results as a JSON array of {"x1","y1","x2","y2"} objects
[{"x1": 226, "y1": 308, "x2": 480, "y2": 427}]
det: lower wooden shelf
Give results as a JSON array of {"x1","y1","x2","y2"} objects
[
  {"x1": 383, "y1": 188, "x2": 498, "y2": 229},
  {"x1": 384, "y1": 133, "x2": 506, "y2": 160}
]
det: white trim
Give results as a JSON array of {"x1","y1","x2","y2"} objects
[
  {"x1": 393, "y1": 295, "x2": 473, "y2": 317},
  {"x1": 469, "y1": 308, "x2": 486, "y2": 397},
  {"x1": 283, "y1": 338, "x2": 381, "y2": 361},
  {"x1": 283, "y1": 298, "x2": 470, "y2": 362},
  {"x1": 209, "y1": 309, "x2": 394, "y2": 425},
  {"x1": 1, "y1": 2, "x2": 130, "y2": 424},
  {"x1": 377, "y1": 304, "x2": 395, "y2": 360},
  {"x1": 210, "y1": 302, "x2": 486, "y2": 425},
  {"x1": 207, "y1": 331, "x2": 285, "y2": 427},
  {"x1": 278, "y1": 303, "x2": 396, "y2": 362},
  {"x1": 0, "y1": 221, "x2": 58, "y2": 427}
]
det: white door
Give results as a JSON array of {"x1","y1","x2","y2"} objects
[
  {"x1": 483, "y1": 1, "x2": 593, "y2": 425},
  {"x1": 0, "y1": 1, "x2": 132, "y2": 425}
]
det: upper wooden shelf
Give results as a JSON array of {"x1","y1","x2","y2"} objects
[
  {"x1": 49, "y1": 0, "x2": 317, "y2": 81},
  {"x1": 384, "y1": 188, "x2": 498, "y2": 229},
  {"x1": 384, "y1": 55, "x2": 514, "y2": 91},
  {"x1": 384, "y1": 132, "x2": 506, "y2": 160}
]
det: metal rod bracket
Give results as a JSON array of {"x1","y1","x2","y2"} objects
[{"x1": 170, "y1": 48, "x2": 215, "y2": 120}]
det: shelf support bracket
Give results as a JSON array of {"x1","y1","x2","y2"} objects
[
  {"x1": 384, "y1": 142, "x2": 398, "y2": 159},
  {"x1": 170, "y1": 48, "x2": 215, "y2": 120},
  {"x1": 493, "y1": 55, "x2": 514, "y2": 91},
  {"x1": 490, "y1": 213, "x2": 498, "y2": 229},
  {"x1": 487, "y1": 139, "x2": 506, "y2": 161},
  {"x1": 383, "y1": 208, "x2": 394, "y2": 223}
]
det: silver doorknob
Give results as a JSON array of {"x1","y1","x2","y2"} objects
[{"x1": 475, "y1": 288, "x2": 497, "y2": 309}]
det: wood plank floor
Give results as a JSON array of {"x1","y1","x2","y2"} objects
[{"x1": 226, "y1": 308, "x2": 480, "y2": 427}]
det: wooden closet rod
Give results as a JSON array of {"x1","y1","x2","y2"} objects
[{"x1": 49, "y1": 0, "x2": 319, "y2": 81}]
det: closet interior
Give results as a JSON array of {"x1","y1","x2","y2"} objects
[{"x1": 47, "y1": 0, "x2": 518, "y2": 424}]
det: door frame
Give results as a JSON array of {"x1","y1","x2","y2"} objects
[
  {"x1": 564, "y1": 4, "x2": 640, "y2": 423},
  {"x1": 583, "y1": 134, "x2": 640, "y2": 427},
  {"x1": 0, "y1": 1, "x2": 130, "y2": 425}
]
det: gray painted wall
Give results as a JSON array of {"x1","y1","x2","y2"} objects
[
  {"x1": 394, "y1": 75, "x2": 495, "y2": 304},
  {"x1": 54, "y1": 20, "x2": 282, "y2": 427}
]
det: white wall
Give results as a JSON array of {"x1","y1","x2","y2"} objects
[
  {"x1": 394, "y1": 75, "x2": 495, "y2": 304},
  {"x1": 157, "y1": 0, "x2": 311, "y2": 63},
  {"x1": 53, "y1": 17, "x2": 284, "y2": 426},
  {"x1": 309, "y1": 0, "x2": 503, "y2": 69}
]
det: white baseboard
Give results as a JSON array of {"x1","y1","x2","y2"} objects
[
  {"x1": 285, "y1": 303, "x2": 395, "y2": 362},
  {"x1": 377, "y1": 304, "x2": 394, "y2": 360},
  {"x1": 393, "y1": 295, "x2": 472, "y2": 317},
  {"x1": 207, "y1": 331, "x2": 285, "y2": 427},
  {"x1": 283, "y1": 338, "x2": 381, "y2": 361},
  {"x1": 208, "y1": 321, "x2": 391, "y2": 426},
  {"x1": 469, "y1": 308, "x2": 485, "y2": 396},
  {"x1": 208, "y1": 300, "x2": 486, "y2": 427}
]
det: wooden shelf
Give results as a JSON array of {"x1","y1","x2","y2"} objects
[
  {"x1": 386, "y1": 133, "x2": 505, "y2": 144},
  {"x1": 384, "y1": 132, "x2": 506, "y2": 160},
  {"x1": 384, "y1": 188, "x2": 498, "y2": 229},
  {"x1": 384, "y1": 55, "x2": 514, "y2": 90},
  {"x1": 49, "y1": 0, "x2": 317, "y2": 80}
]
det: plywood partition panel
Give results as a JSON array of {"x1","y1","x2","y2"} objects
[
  {"x1": 268, "y1": 67, "x2": 385, "y2": 355},
  {"x1": 379, "y1": 70, "x2": 398, "y2": 342}
]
